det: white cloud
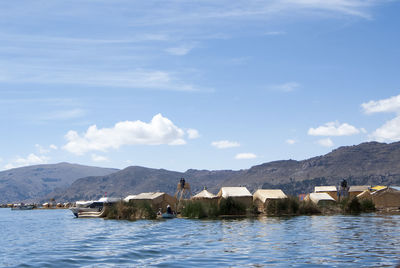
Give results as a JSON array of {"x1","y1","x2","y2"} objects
[
  {"x1": 0, "y1": 67, "x2": 204, "y2": 92},
  {"x1": 187, "y1": 129, "x2": 200, "y2": 139},
  {"x1": 35, "y1": 144, "x2": 50, "y2": 154},
  {"x1": 35, "y1": 144, "x2": 58, "y2": 154},
  {"x1": 212, "y1": 140, "x2": 240, "y2": 149},
  {"x1": 316, "y1": 138, "x2": 334, "y2": 147},
  {"x1": 165, "y1": 44, "x2": 195, "y2": 56},
  {"x1": 308, "y1": 121, "x2": 360, "y2": 136},
  {"x1": 286, "y1": 139, "x2": 297, "y2": 145},
  {"x1": 268, "y1": 82, "x2": 300, "y2": 92},
  {"x1": 63, "y1": 114, "x2": 187, "y2": 155},
  {"x1": 91, "y1": 154, "x2": 109, "y2": 162},
  {"x1": 40, "y1": 109, "x2": 86, "y2": 121},
  {"x1": 362, "y1": 94, "x2": 400, "y2": 114},
  {"x1": 4, "y1": 153, "x2": 49, "y2": 170},
  {"x1": 49, "y1": 144, "x2": 58, "y2": 150},
  {"x1": 361, "y1": 94, "x2": 400, "y2": 142},
  {"x1": 369, "y1": 115, "x2": 400, "y2": 142},
  {"x1": 235, "y1": 153, "x2": 257, "y2": 159}
]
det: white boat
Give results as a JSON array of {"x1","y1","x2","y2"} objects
[{"x1": 70, "y1": 197, "x2": 120, "y2": 218}]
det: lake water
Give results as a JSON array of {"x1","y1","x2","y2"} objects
[{"x1": 1, "y1": 208, "x2": 399, "y2": 267}]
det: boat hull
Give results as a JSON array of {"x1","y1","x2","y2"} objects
[
  {"x1": 77, "y1": 207, "x2": 107, "y2": 218},
  {"x1": 161, "y1": 213, "x2": 176, "y2": 219},
  {"x1": 70, "y1": 207, "x2": 103, "y2": 217}
]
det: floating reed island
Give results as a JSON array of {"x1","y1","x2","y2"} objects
[{"x1": 67, "y1": 179, "x2": 400, "y2": 220}]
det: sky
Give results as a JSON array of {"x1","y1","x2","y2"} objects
[{"x1": 1, "y1": 0, "x2": 400, "y2": 171}]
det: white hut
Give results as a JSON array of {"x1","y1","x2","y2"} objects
[
  {"x1": 349, "y1": 185, "x2": 370, "y2": 199},
  {"x1": 192, "y1": 189, "x2": 218, "y2": 205},
  {"x1": 126, "y1": 192, "x2": 177, "y2": 212},
  {"x1": 358, "y1": 187, "x2": 400, "y2": 210},
  {"x1": 217, "y1": 187, "x2": 253, "y2": 208},
  {"x1": 193, "y1": 189, "x2": 217, "y2": 199},
  {"x1": 306, "y1": 193, "x2": 336, "y2": 206},
  {"x1": 253, "y1": 189, "x2": 287, "y2": 213},
  {"x1": 314, "y1": 186, "x2": 337, "y2": 201}
]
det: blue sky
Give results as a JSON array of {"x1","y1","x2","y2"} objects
[{"x1": 1, "y1": 0, "x2": 400, "y2": 171}]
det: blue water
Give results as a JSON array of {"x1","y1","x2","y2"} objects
[{"x1": 0, "y1": 209, "x2": 399, "y2": 267}]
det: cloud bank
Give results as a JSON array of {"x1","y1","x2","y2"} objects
[
  {"x1": 362, "y1": 94, "x2": 400, "y2": 142},
  {"x1": 369, "y1": 115, "x2": 400, "y2": 142},
  {"x1": 4, "y1": 153, "x2": 49, "y2": 170},
  {"x1": 362, "y1": 94, "x2": 400, "y2": 114},
  {"x1": 63, "y1": 114, "x2": 187, "y2": 155},
  {"x1": 308, "y1": 121, "x2": 360, "y2": 136}
]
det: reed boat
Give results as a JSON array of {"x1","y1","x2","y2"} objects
[
  {"x1": 70, "y1": 197, "x2": 120, "y2": 218},
  {"x1": 77, "y1": 207, "x2": 108, "y2": 218}
]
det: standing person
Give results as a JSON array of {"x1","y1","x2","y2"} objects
[
  {"x1": 166, "y1": 205, "x2": 172, "y2": 214},
  {"x1": 180, "y1": 178, "x2": 185, "y2": 189}
]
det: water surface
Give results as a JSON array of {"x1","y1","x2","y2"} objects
[{"x1": 1, "y1": 209, "x2": 399, "y2": 267}]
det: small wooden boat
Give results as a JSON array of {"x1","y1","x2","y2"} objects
[{"x1": 161, "y1": 213, "x2": 176, "y2": 219}]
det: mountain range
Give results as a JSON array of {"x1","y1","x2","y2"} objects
[
  {"x1": 50, "y1": 141, "x2": 400, "y2": 202},
  {"x1": 0, "y1": 163, "x2": 118, "y2": 203},
  {"x1": 2, "y1": 141, "x2": 400, "y2": 203}
]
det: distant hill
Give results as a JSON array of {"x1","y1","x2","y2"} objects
[
  {"x1": 219, "y1": 141, "x2": 400, "y2": 195},
  {"x1": 0, "y1": 163, "x2": 118, "y2": 203},
  {"x1": 50, "y1": 166, "x2": 239, "y2": 201},
  {"x1": 51, "y1": 142, "x2": 400, "y2": 202}
]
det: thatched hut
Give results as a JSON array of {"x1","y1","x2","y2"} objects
[
  {"x1": 126, "y1": 192, "x2": 177, "y2": 212},
  {"x1": 217, "y1": 187, "x2": 253, "y2": 208},
  {"x1": 305, "y1": 193, "x2": 336, "y2": 206},
  {"x1": 367, "y1": 187, "x2": 400, "y2": 210},
  {"x1": 348, "y1": 185, "x2": 370, "y2": 199},
  {"x1": 253, "y1": 189, "x2": 287, "y2": 213},
  {"x1": 314, "y1": 186, "x2": 338, "y2": 201},
  {"x1": 192, "y1": 189, "x2": 218, "y2": 206}
]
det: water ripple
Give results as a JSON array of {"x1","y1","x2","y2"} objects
[{"x1": 1, "y1": 209, "x2": 400, "y2": 267}]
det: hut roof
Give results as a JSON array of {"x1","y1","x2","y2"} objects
[
  {"x1": 98, "y1": 197, "x2": 121, "y2": 203},
  {"x1": 218, "y1": 187, "x2": 252, "y2": 198},
  {"x1": 309, "y1": 193, "x2": 336, "y2": 203},
  {"x1": 76, "y1": 200, "x2": 95, "y2": 206},
  {"x1": 253, "y1": 189, "x2": 287, "y2": 203},
  {"x1": 349, "y1": 185, "x2": 371, "y2": 192},
  {"x1": 314, "y1": 186, "x2": 337, "y2": 192},
  {"x1": 371, "y1": 186, "x2": 400, "y2": 196},
  {"x1": 356, "y1": 190, "x2": 371, "y2": 199},
  {"x1": 371, "y1": 186, "x2": 387, "y2": 191},
  {"x1": 129, "y1": 192, "x2": 165, "y2": 200},
  {"x1": 193, "y1": 189, "x2": 217, "y2": 199},
  {"x1": 123, "y1": 195, "x2": 138, "y2": 202}
]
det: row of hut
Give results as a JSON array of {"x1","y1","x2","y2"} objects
[
  {"x1": 1, "y1": 202, "x2": 73, "y2": 209},
  {"x1": 122, "y1": 184, "x2": 400, "y2": 214},
  {"x1": 123, "y1": 187, "x2": 287, "y2": 214},
  {"x1": 307, "y1": 185, "x2": 400, "y2": 210}
]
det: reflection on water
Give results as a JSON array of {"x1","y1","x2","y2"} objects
[{"x1": 0, "y1": 209, "x2": 399, "y2": 267}]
